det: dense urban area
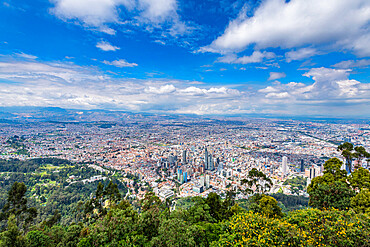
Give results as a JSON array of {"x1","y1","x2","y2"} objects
[
  {"x1": 1, "y1": 112, "x2": 369, "y2": 201},
  {"x1": 0, "y1": 110, "x2": 369, "y2": 246}
]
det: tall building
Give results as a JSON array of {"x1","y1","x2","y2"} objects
[
  {"x1": 204, "y1": 147, "x2": 208, "y2": 170},
  {"x1": 205, "y1": 174, "x2": 210, "y2": 189},
  {"x1": 282, "y1": 156, "x2": 288, "y2": 176},
  {"x1": 177, "y1": 169, "x2": 182, "y2": 182},
  {"x1": 182, "y1": 150, "x2": 187, "y2": 164},
  {"x1": 309, "y1": 167, "x2": 316, "y2": 179},
  {"x1": 208, "y1": 154, "x2": 213, "y2": 171},
  {"x1": 218, "y1": 162, "x2": 223, "y2": 172},
  {"x1": 300, "y1": 159, "x2": 305, "y2": 173},
  {"x1": 200, "y1": 176, "x2": 205, "y2": 187}
]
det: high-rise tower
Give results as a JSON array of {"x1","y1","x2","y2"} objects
[{"x1": 282, "y1": 156, "x2": 288, "y2": 176}]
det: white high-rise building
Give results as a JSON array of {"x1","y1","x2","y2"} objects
[
  {"x1": 205, "y1": 174, "x2": 210, "y2": 189},
  {"x1": 282, "y1": 156, "x2": 288, "y2": 176}
]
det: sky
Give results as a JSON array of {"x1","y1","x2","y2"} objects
[{"x1": 0, "y1": 0, "x2": 369, "y2": 117}]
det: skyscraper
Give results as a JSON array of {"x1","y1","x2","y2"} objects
[
  {"x1": 208, "y1": 154, "x2": 213, "y2": 171},
  {"x1": 300, "y1": 159, "x2": 304, "y2": 173},
  {"x1": 204, "y1": 147, "x2": 208, "y2": 170},
  {"x1": 205, "y1": 174, "x2": 210, "y2": 189},
  {"x1": 182, "y1": 150, "x2": 187, "y2": 164},
  {"x1": 309, "y1": 167, "x2": 316, "y2": 179},
  {"x1": 200, "y1": 176, "x2": 205, "y2": 187},
  {"x1": 282, "y1": 156, "x2": 288, "y2": 175}
]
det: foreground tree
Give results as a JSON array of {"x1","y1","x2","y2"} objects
[
  {"x1": 0, "y1": 182, "x2": 37, "y2": 230},
  {"x1": 241, "y1": 168, "x2": 273, "y2": 194},
  {"x1": 338, "y1": 142, "x2": 354, "y2": 173},
  {"x1": 248, "y1": 194, "x2": 283, "y2": 218},
  {"x1": 307, "y1": 158, "x2": 355, "y2": 210}
]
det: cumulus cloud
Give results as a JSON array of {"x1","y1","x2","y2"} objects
[
  {"x1": 205, "y1": 0, "x2": 370, "y2": 56},
  {"x1": 0, "y1": 56, "x2": 248, "y2": 114},
  {"x1": 259, "y1": 67, "x2": 370, "y2": 103},
  {"x1": 96, "y1": 41, "x2": 120, "y2": 51},
  {"x1": 218, "y1": 51, "x2": 275, "y2": 64},
  {"x1": 50, "y1": 0, "x2": 187, "y2": 35},
  {"x1": 0, "y1": 55, "x2": 368, "y2": 117},
  {"x1": 103, "y1": 59, "x2": 138, "y2": 67},
  {"x1": 332, "y1": 59, "x2": 370, "y2": 69},
  {"x1": 268, "y1": 72, "x2": 286, "y2": 80},
  {"x1": 145, "y1": 84, "x2": 176, "y2": 94},
  {"x1": 285, "y1": 48, "x2": 317, "y2": 62}
]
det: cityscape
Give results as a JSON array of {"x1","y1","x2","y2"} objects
[
  {"x1": 1, "y1": 110, "x2": 369, "y2": 204},
  {"x1": 0, "y1": 0, "x2": 369, "y2": 245}
]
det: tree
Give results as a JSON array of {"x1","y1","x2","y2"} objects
[
  {"x1": 0, "y1": 182, "x2": 37, "y2": 230},
  {"x1": 215, "y1": 211, "x2": 305, "y2": 246},
  {"x1": 348, "y1": 167, "x2": 370, "y2": 192},
  {"x1": 350, "y1": 189, "x2": 370, "y2": 214},
  {"x1": 151, "y1": 218, "x2": 196, "y2": 247},
  {"x1": 248, "y1": 194, "x2": 283, "y2": 218},
  {"x1": 307, "y1": 158, "x2": 355, "y2": 210},
  {"x1": 103, "y1": 181, "x2": 121, "y2": 204},
  {"x1": 338, "y1": 142, "x2": 354, "y2": 172},
  {"x1": 26, "y1": 230, "x2": 51, "y2": 247},
  {"x1": 205, "y1": 192, "x2": 222, "y2": 221},
  {"x1": 353, "y1": 146, "x2": 370, "y2": 169},
  {"x1": 241, "y1": 168, "x2": 272, "y2": 194},
  {"x1": 0, "y1": 215, "x2": 26, "y2": 247}
]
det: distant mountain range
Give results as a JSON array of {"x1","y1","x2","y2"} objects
[{"x1": 0, "y1": 107, "x2": 368, "y2": 123}]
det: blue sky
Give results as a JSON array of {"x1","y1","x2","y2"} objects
[{"x1": 0, "y1": 0, "x2": 369, "y2": 117}]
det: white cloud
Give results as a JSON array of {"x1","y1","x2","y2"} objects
[
  {"x1": 0, "y1": 57, "x2": 247, "y2": 114},
  {"x1": 268, "y1": 72, "x2": 286, "y2": 80},
  {"x1": 259, "y1": 67, "x2": 370, "y2": 102},
  {"x1": 103, "y1": 59, "x2": 138, "y2": 67},
  {"x1": 332, "y1": 59, "x2": 370, "y2": 69},
  {"x1": 0, "y1": 55, "x2": 369, "y2": 117},
  {"x1": 138, "y1": 0, "x2": 177, "y2": 23},
  {"x1": 285, "y1": 48, "x2": 317, "y2": 62},
  {"x1": 145, "y1": 84, "x2": 176, "y2": 94},
  {"x1": 96, "y1": 41, "x2": 120, "y2": 51},
  {"x1": 205, "y1": 0, "x2": 370, "y2": 56},
  {"x1": 15, "y1": 53, "x2": 38, "y2": 60},
  {"x1": 50, "y1": 0, "x2": 185, "y2": 35},
  {"x1": 218, "y1": 51, "x2": 275, "y2": 64}
]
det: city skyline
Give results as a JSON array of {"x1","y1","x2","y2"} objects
[{"x1": 0, "y1": 0, "x2": 369, "y2": 117}]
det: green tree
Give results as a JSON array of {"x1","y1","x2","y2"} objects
[
  {"x1": 26, "y1": 230, "x2": 51, "y2": 247},
  {"x1": 350, "y1": 189, "x2": 370, "y2": 214},
  {"x1": 214, "y1": 211, "x2": 305, "y2": 246},
  {"x1": 349, "y1": 167, "x2": 370, "y2": 192},
  {"x1": 241, "y1": 168, "x2": 272, "y2": 194},
  {"x1": 1, "y1": 182, "x2": 37, "y2": 230},
  {"x1": 248, "y1": 194, "x2": 283, "y2": 218},
  {"x1": 205, "y1": 192, "x2": 222, "y2": 221},
  {"x1": 308, "y1": 158, "x2": 355, "y2": 210},
  {"x1": 61, "y1": 224, "x2": 82, "y2": 247},
  {"x1": 353, "y1": 146, "x2": 370, "y2": 169},
  {"x1": 0, "y1": 215, "x2": 26, "y2": 247},
  {"x1": 338, "y1": 142, "x2": 354, "y2": 172},
  {"x1": 151, "y1": 218, "x2": 196, "y2": 247}
]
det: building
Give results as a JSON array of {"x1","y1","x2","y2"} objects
[
  {"x1": 300, "y1": 159, "x2": 304, "y2": 173},
  {"x1": 192, "y1": 184, "x2": 203, "y2": 193},
  {"x1": 159, "y1": 189, "x2": 174, "y2": 200},
  {"x1": 204, "y1": 147, "x2": 208, "y2": 170},
  {"x1": 282, "y1": 156, "x2": 288, "y2": 176},
  {"x1": 182, "y1": 150, "x2": 187, "y2": 164},
  {"x1": 205, "y1": 174, "x2": 210, "y2": 189},
  {"x1": 200, "y1": 176, "x2": 205, "y2": 187}
]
